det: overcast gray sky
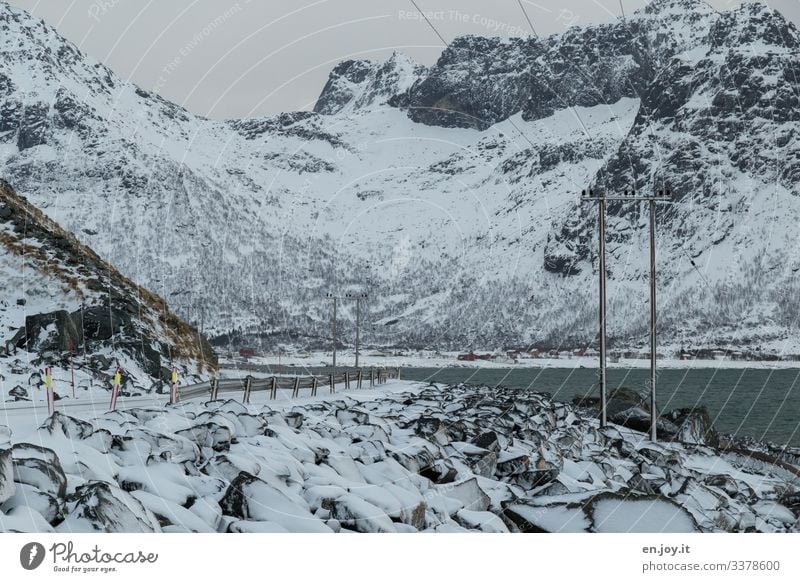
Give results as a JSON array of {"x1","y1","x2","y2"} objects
[{"x1": 7, "y1": 0, "x2": 800, "y2": 119}]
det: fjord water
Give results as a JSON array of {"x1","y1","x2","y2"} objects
[{"x1": 397, "y1": 367, "x2": 800, "y2": 447}]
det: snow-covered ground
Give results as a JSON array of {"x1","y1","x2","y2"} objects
[{"x1": 2, "y1": 380, "x2": 798, "y2": 533}]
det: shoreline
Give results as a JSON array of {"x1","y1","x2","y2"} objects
[{"x1": 220, "y1": 353, "x2": 800, "y2": 371}]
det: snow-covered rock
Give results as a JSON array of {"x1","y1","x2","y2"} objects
[
  {"x1": 58, "y1": 482, "x2": 161, "y2": 533},
  {"x1": 1, "y1": 382, "x2": 798, "y2": 533}
]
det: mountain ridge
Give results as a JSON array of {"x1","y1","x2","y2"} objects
[{"x1": 1, "y1": 1, "x2": 799, "y2": 354}]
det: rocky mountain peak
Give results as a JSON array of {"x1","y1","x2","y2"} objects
[
  {"x1": 709, "y1": 2, "x2": 799, "y2": 49},
  {"x1": 313, "y1": 51, "x2": 425, "y2": 115}
]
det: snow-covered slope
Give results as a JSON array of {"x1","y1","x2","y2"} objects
[
  {"x1": 0, "y1": 0, "x2": 798, "y2": 353},
  {"x1": 0, "y1": 181, "x2": 214, "y2": 394}
]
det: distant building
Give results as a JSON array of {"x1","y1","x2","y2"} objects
[
  {"x1": 457, "y1": 351, "x2": 494, "y2": 361},
  {"x1": 239, "y1": 348, "x2": 257, "y2": 359}
]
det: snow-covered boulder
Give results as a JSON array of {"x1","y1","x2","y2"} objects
[
  {"x1": 0, "y1": 448, "x2": 15, "y2": 504},
  {"x1": 219, "y1": 472, "x2": 331, "y2": 533},
  {"x1": 58, "y1": 482, "x2": 161, "y2": 533},
  {"x1": 587, "y1": 494, "x2": 700, "y2": 533}
]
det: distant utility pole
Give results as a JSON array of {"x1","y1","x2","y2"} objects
[
  {"x1": 327, "y1": 292, "x2": 337, "y2": 376},
  {"x1": 581, "y1": 188, "x2": 672, "y2": 442},
  {"x1": 346, "y1": 292, "x2": 368, "y2": 368}
]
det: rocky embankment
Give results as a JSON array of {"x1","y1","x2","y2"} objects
[{"x1": 1, "y1": 384, "x2": 798, "y2": 533}]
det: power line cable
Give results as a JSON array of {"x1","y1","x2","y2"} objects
[{"x1": 408, "y1": 0, "x2": 448, "y2": 46}]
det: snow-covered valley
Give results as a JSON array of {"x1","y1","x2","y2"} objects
[{"x1": 1, "y1": 0, "x2": 800, "y2": 353}]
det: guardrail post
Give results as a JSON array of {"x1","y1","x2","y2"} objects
[
  {"x1": 357, "y1": 369, "x2": 363, "y2": 390},
  {"x1": 271, "y1": 377, "x2": 278, "y2": 400},
  {"x1": 370, "y1": 369, "x2": 374, "y2": 387},
  {"x1": 311, "y1": 376, "x2": 318, "y2": 397},
  {"x1": 243, "y1": 376, "x2": 252, "y2": 404},
  {"x1": 292, "y1": 376, "x2": 300, "y2": 398},
  {"x1": 329, "y1": 374, "x2": 335, "y2": 394},
  {"x1": 210, "y1": 378, "x2": 218, "y2": 402},
  {"x1": 345, "y1": 371, "x2": 350, "y2": 391}
]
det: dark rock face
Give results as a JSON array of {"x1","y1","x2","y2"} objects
[
  {"x1": 405, "y1": 36, "x2": 541, "y2": 129},
  {"x1": 314, "y1": 60, "x2": 375, "y2": 115},
  {"x1": 396, "y1": 1, "x2": 716, "y2": 131},
  {"x1": 546, "y1": 3, "x2": 800, "y2": 277},
  {"x1": 663, "y1": 407, "x2": 718, "y2": 447},
  {"x1": 11, "y1": 310, "x2": 82, "y2": 353},
  {"x1": 17, "y1": 102, "x2": 49, "y2": 150},
  {"x1": 314, "y1": 53, "x2": 427, "y2": 115}
]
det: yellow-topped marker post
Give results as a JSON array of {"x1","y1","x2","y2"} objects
[
  {"x1": 44, "y1": 366, "x2": 54, "y2": 415},
  {"x1": 110, "y1": 367, "x2": 122, "y2": 411},
  {"x1": 170, "y1": 366, "x2": 180, "y2": 405}
]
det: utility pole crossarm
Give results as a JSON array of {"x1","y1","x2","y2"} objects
[{"x1": 580, "y1": 189, "x2": 673, "y2": 202}]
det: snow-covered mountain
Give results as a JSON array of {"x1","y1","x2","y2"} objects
[
  {"x1": 1, "y1": 0, "x2": 799, "y2": 353},
  {"x1": 0, "y1": 181, "x2": 214, "y2": 392}
]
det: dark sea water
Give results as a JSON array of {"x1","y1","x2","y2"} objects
[
  {"x1": 237, "y1": 362, "x2": 800, "y2": 447},
  {"x1": 396, "y1": 367, "x2": 800, "y2": 447}
]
